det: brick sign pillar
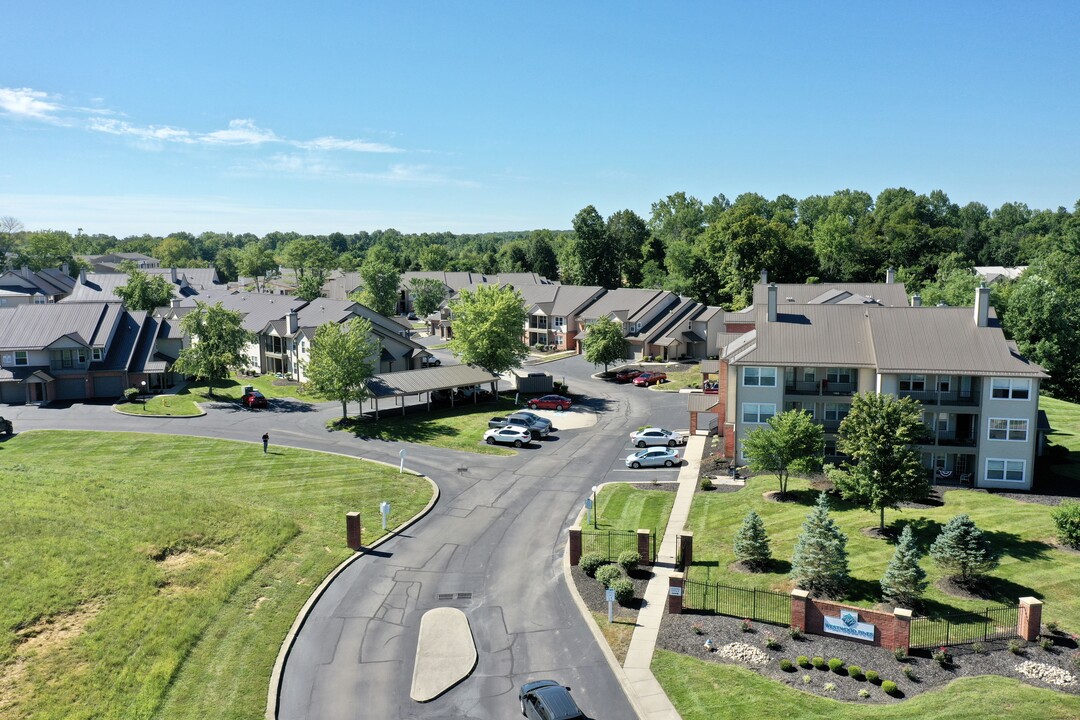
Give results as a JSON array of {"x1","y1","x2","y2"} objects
[
  {"x1": 679, "y1": 531, "x2": 694, "y2": 569},
  {"x1": 569, "y1": 528, "x2": 582, "y2": 566},
  {"x1": 637, "y1": 529, "x2": 652, "y2": 566},
  {"x1": 1018, "y1": 597, "x2": 1043, "y2": 641},
  {"x1": 668, "y1": 572, "x2": 684, "y2": 614},
  {"x1": 891, "y1": 608, "x2": 913, "y2": 654},
  {"x1": 346, "y1": 512, "x2": 362, "y2": 551},
  {"x1": 790, "y1": 589, "x2": 809, "y2": 632}
]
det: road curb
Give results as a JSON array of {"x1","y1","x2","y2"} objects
[{"x1": 265, "y1": 469, "x2": 440, "y2": 720}]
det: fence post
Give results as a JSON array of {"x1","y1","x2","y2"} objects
[
  {"x1": 892, "y1": 607, "x2": 912, "y2": 654},
  {"x1": 346, "y1": 512, "x2": 362, "y2": 550},
  {"x1": 1018, "y1": 597, "x2": 1043, "y2": 641},
  {"x1": 790, "y1": 589, "x2": 809, "y2": 632},
  {"x1": 668, "y1": 572, "x2": 685, "y2": 614},
  {"x1": 678, "y1": 531, "x2": 694, "y2": 570},
  {"x1": 569, "y1": 528, "x2": 582, "y2": 566},
  {"x1": 637, "y1": 529, "x2": 653, "y2": 566}
]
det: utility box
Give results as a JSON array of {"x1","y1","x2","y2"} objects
[{"x1": 511, "y1": 370, "x2": 553, "y2": 394}]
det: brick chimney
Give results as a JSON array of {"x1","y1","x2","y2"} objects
[
  {"x1": 767, "y1": 283, "x2": 777, "y2": 322},
  {"x1": 974, "y1": 284, "x2": 990, "y2": 327}
]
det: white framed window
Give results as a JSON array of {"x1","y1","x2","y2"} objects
[
  {"x1": 827, "y1": 368, "x2": 853, "y2": 384},
  {"x1": 743, "y1": 367, "x2": 777, "y2": 387},
  {"x1": 985, "y1": 458, "x2": 1025, "y2": 483},
  {"x1": 899, "y1": 374, "x2": 926, "y2": 391},
  {"x1": 14, "y1": 351, "x2": 28, "y2": 366},
  {"x1": 34, "y1": 295, "x2": 48, "y2": 304},
  {"x1": 988, "y1": 418, "x2": 1028, "y2": 442},
  {"x1": 802, "y1": 368, "x2": 817, "y2": 383},
  {"x1": 785, "y1": 401, "x2": 814, "y2": 419},
  {"x1": 938, "y1": 376, "x2": 951, "y2": 392},
  {"x1": 992, "y1": 378, "x2": 1031, "y2": 400},
  {"x1": 553, "y1": 316, "x2": 565, "y2": 329},
  {"x1": 742, "y1": 403, "x2": 776, "y2": 424},
  {"x1": 91, "y1": 348, "x2": 103, "y2": 361},
  {"x1": 824, "y1": 402, "x2": 850, "y2": 422}
]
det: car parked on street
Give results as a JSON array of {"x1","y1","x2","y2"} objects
[
  {"x1": 512, "y1": 410, "x2": 554, "y2": 433},
  {"x1": 519, "y1": 680, "x2": 586, "y2": 720},
  {"x1": 629, "y1": 427, "x2": 685, "y2": 448},
  {"x1": 484, "y1": 426, "x2": 532, "y2": 448},
  {"x1": 241, "y1": 390, "x2": 268, "y2": 409},
  {"x1": 625, "y1": 447, "x2": 680, "y2": 468},
  {"x1": 488, "y1": 412, "x2": 550, "y2": 440},
  {"x1": 633, "y1": 371, "x2": 667, "y2": 387},
  {"x1": 614, "y1": 368, "x2": 642, "y2": 383},
  {"x1": 526, "y1": 394, "x2": 572, "y2": 411}
]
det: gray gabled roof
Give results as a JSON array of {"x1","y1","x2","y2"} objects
[
  {"x1": 578, "y1": 288, "x2": 673, "y2": 323},
  {"x1": 753, "y1": 282, "x2": 909, "y2": 307},
  {"x1": 728, "y1": 304, "x2": 877, "y2": 368},
  {"x1": 171, "y1": 290, "x2": 307, "y2": 333},
  {"x1": 521, "y1": 284, "x2": 605, "y2": 318},
  {"x1": 0, "y1": 302, "x2": 121, "y2": 350}
]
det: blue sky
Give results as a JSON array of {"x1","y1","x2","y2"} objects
[{"x1": 2, "y1": 2, "x2": 1078, "y2": 237}]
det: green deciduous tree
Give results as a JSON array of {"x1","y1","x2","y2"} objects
[
  {"x1": 525, "y1": 231, "x2": 559, "y2": 280},
  {"x1": 304, "y1": 317, "x2": 379, "y2": 420},
  {"x1": 581, "y1": 316, "x2": 626, "y2": 372},
  {"x1": 408, "y1": 277, "x2": 447, "y2": 317},
  {"x1": 880, "y1": 524, "x2": 928, "y2": 607},
  {"x1": 418, "y1": 243, "x2": 451, "y2": 271},
  {"x1": 573, "y1": 205, "x2": 619, "y2": 288},
  {"x1": 357, "y1": 246, "x2": 401, "y2": 317},
  {"x1": 606, "y1": 209, "x2": 647, "y2": 287},
  {"x1": 295, "y1": 272, "x2": 326, "y2": 302},
  {"x1": 733, "y1": 509, "x2": 772, "y2": 571},
  {"x1": 115, "y1": 268, "x2": 175, "y2": 312},
  {"x1": 791, "y1": 492, "x2": 850, "y2": 598},
  {"x1": 172, "y1": 302, "x2": 255, "y2": 398},
  {"x1": 741, "y1": 409, "x2": 824, "y2": 499},
  {"x1": 929, "y1": 514, "x2": 1000, "y2": 586},
  {"x1": 156, "y1": 235, "x2": 200, "y2": 267},
  {"x1": 448, "y1": 284, "x2": 528, "y2": 375},
  {"x1": 278, "y1": 236, "x2": 336, "y2": 279},
  {"x1": 831, "y1": 393, "x2": 930, "y2": 530},
  {"x1": 237, "y1": 243, "x2": 277, "y2": 292}
]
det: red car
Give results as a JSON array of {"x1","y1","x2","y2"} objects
[
  {"x1": 526, "y1": 394, "x2": 572, "y2": 411},
  {"x1": 614, "y1": 368, "x2": 642, "y2": 383},
  {"x1": 633, "y1": 372, "x2": 667, "y2": 387},
  {"x1": 241, "y1": 390, "x2": 268, "y2": 409}
]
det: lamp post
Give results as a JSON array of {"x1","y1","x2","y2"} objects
[
  {"x1": 591, "y1": 485, "x2": 599, "y2": 529},
  {"x1": 140, "y1": 380, "x2": 146, "y2": 400}
]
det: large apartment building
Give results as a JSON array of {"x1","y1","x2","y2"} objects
[{"x1": 714, "y1": 279, "x2": 1048, "y2": 491}]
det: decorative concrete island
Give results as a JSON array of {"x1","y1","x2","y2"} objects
[{"x1": 409, "y1": 607, "x2": 477, "y2": 702}]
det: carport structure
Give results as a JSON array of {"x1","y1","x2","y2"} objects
[{"x1": 365, "y1": 365, "x2": 500, "y2": 418}]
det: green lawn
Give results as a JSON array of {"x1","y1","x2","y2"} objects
[
  {"x1": 331, "y1": 396, "x2": 519, "y2": 455},
  {"x1": 651, "y1": 369, "x2": 704, "y2": 392},
  {"x1": 583, "y1": 483, "x2": 676, "y2": 534},
  {"x1": 0, "y1": 431, "x2": 432, "y2": 720},
  {"x1": 113, "y1": 395, "x2": 202, "y2": 417},
  {"x1": 186, "y1": 373, "x2": 328, "y2": 402},
  {"x1": 1042, "y1": 395, "x2": 1080, "y2": 484},
  {"x1": 685, "y1": 475, "x2": 1080, "y2": 629},
  {"x1": 652, "y1": 650, "x2": 1080, "y2": 720}
]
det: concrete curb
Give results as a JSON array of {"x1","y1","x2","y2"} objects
[
  {"x1": 561, "y1": 488, "x2": 650, "y2": 720},
  {"x1": 264, "y1": 469, "x2": 441, "y2": 720}
]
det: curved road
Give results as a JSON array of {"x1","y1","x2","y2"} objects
[{"x1": 6, "y1": 355, "x2": 690, "y2": 720}]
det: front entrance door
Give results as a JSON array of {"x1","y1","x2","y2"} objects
[{"x1": 27, "y1": 382, "x2": 44, "y2": 403}]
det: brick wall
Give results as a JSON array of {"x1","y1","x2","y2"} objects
[{"x1": 792, "y1": 591, "x2": 911, "y2": 652}]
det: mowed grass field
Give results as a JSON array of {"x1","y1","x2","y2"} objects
[
  {"x1": 0, "y1": 431, "x2": 433, "y2": 720},
  {"x1": 582, "y1": 483, "x2": 676, "y2": 535}
]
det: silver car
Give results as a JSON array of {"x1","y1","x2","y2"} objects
[
  {"x1": 629, "y1": 427, "x2": 685, "y2": 448},
  {"x1": 625, "y1": 447, "x2": 680, "y2": 468}
]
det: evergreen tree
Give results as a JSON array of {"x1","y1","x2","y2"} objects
[
  {"x1": 879, "y1": 524, "x2": 928, "y2": 607},
  {"x1": 790, "y1": 492, "x2": 850, "y2": 598},
  {"x1": 929, "y1": 514, "x2": 999, "y2": 586},
  {"x1": 733, "y1": 509, "x2": 771, "y2": 571}
]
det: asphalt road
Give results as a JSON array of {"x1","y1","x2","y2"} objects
[{"x1": 5, "y1": 354, "x2": 692, "y2": 720}]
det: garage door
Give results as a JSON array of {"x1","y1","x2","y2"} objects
[
  {"x1": 93, "y1": 375, "x2": 125, "y2": 399},
  {"x1": 55, "y1": 377, "x2": 87, "y2": 401}
]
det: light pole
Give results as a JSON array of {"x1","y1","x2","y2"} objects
[{"x1": 591, "y1": 485, "x2": 599, "y2": 529}]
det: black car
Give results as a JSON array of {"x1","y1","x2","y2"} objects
[{"x1": 519, "y1": 680, "x2": 586, "y2": 720}]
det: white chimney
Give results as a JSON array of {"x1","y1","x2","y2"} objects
[
  {"x1": 767, "y1": 283, "x2": 777, "y2": 322},
  {"x1": 61, "y1": 262, "x2": 69, "y2": 275},
  {"x1": 170, "y1": 267, "x2": 178, "y2": 283},
  {"x1": 911, "y1": 294, "x2": 922, "y2": 307},
  {"x1": 886, "y1": 267, "x2": 896, "y2": 284},
  {"x1": 21, "y1": 265, "x2": 30, "y2": 280},
  {"x1": 169, "y1": 298, "x2": 181, "y2": 308},
  {"x1": 974, "y1": 284, "x2": 990, "y2": 327},
  {"x1": 286, "y1": 309, "x2": 299, "y2": 335},
  {"x1": 79, "y1": 268, "x2": 87, "y2": 284},
  {"x1": 760, "y1": 269, "x2": 768, "y2": 284}
]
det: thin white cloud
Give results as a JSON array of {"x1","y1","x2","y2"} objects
[
  {"x1": 297, "y1": 136, "x2": 402, "y2": 153},
  {"x1": 0, "y1": 87, "x2": 60, "y2": 119},
  {"x1": 201, "y1": 118, "x2": 279, "y2": 145},
  {"x1": 89, "y1": 118, "x2": 195, "y2": 143}
]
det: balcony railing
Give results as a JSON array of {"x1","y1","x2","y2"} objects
[
  {"x1": 935, "y1": 430, "x2": 978, "y2": 447},
  {"x1": 785, "y1": 381, "x2": 858, "y2": 396},
  {"x1": 899, "y1": 390, "x2": 980, "y2": 406}
]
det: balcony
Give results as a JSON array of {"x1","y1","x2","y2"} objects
[
  {"x1": 935, "y1": 430, "x2": 978, "y2": 447},
  {"x1": 785, "y1": 381, "x2": 857, "y2": 397},
  {"x1": 899, "y1": 390, "x2": 980, "y2": 406}
]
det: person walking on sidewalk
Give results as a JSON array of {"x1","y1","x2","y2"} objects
[{"x1": 262, "y1": 432, "x2": 269, "y2": 453}]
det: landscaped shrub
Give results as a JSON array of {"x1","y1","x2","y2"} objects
[
  {"x1": 881, "y1": 680, "x2": 899, "y2": 695},
  {"x1": 858, "y1": 689, "x2": 871, "y2": 699},
  {"x1": 579, "y1": 553, "x2": 606, "y2": 577},
  {"x1": 802, "y1": 674, "x2": 812, "y2": 685},
  {"x1": 700, "y1": 477, "x2": 715, "y2": 491},
  {"x1": 1052, "y1": 502, "x2": 1080, "y2": 549},
  {"x1": 779, "y1": 659, "x2": 794, "y2": 672},
  {"x1": 740, "y1": 618, "x2": 753, "y2": 632},
  {"x1": 828, "y1": 658, "x2": 844, "y2": 673},
  {"x1": 1039, "y1": 636, "x2": 1054, "y2": 651},
  {"x1": 733, "y1": 509, "x2": 772, "y2": 570},
  {"x1": 1008, "y1": 639, "x2": 1025, "y2": 655},
  {"x1": 595, "y1": 564, "x2": 623, "y2": 588},
  {"x1": 893, "y1": 646, "x2": 907, "y2": 662},
  {"x1": 811, "y1": 656, "x2": 826, "y2": 669},
  {"x1": 124, "y1": 387, "x2": 139, "y2": 403},
  {"x1": 880, "y1": 525, "x2": 929, "y2": 606},
  {"x1": 796, "y1": 655, "x2": 811, "y2": 668},
  {"x1": 1047, "y1": 620, "x2": 1059, "y2": 633},
  {"x1": 610, "y1": 577, "x2": 634, "y2": 605},
  {"x1": 617, "y1": 550, "x2": 640, "y2": 573},
  {"x1": 788, "y1": 626, "x2": 803, "y2": 640},
  {"x1": 763, "y1": 634, "x2": 781, "y2": 650},
  {"x1": 847, "y1": 665, "x2": 863, "y2": 679},
  {"x1": 902, "y1": 665, "x2": 916, "y2": 680},
  {"x1": 822, "y1": 682, "x2": 837, "y2": 692},
  {"x1": 929, "y1": 514, "x2": 1000, "y2": 585},
  {"x1": 691, "y1": 622, "x2": 704, "y2": 635},
  {"x1": 971, "y1": 641, "x2": 985, "y2": 654},
  {"x1": 932, "y1": 646, "x2": 950, "y2": 666},
  {"x1": 865, "y1": 670, "x2": 880, "y2": 684}
]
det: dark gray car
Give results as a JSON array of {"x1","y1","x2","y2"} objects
[{"x1": 519, "y1": 680, "x2": 586, "y2": 720}]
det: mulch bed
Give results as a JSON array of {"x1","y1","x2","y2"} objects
[{"x1": 571, "y1": 564, "x2": 654, "y2": 621}]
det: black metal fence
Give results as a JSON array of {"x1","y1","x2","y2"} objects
[
  {"x1": 580, "y1": 529, "x2": 655, "y2": 562},
  {"x1": 909, "y1": 605, "x2": 1019, "y2": 649},
  {"x1": 683, "y1": 579, "x2": 791, "y2": 627}
]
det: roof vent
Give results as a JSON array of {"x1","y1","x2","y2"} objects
[{"x1": 786, "y1": 297, "x2": 795, "y2": 303}]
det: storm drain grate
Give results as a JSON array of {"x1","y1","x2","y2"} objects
[
  {"x1": 457, "y1": 592, "x2": 472, "y2": 600},
  {"x1": 435, "y1": 592, "x2": 474, "y2": 601},
  {"x1": 436, "y1": 593, "x2": 454, "y2": 601}
]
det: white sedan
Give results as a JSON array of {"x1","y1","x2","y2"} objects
[
  {"x1": 629, "y1": 427, "x2": 686, "y2": 448},
  {"x1": 484, "y1": 426, "x2": 532, "y2": 448},
  {"x1": 625, "y1": 447, "x2": 681, "y2": 469}
]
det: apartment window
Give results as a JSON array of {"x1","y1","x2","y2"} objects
[
  {"x1": 992, "y1": 378, "x2": 1031, "y2": 400},
  {"x1": 34, "y1": 295, "x2": 48, "y2": 304},
  {"x1": 899, "y1": 374, "x2": 926, "y2": 391},
  {"x1": 742, "y1": 403, "x2": 776, "y2": 424},
  {"x1": 785, "y1": 401, "x2": 814, "y2": 419},
  {"x1": 823, "y1": 403, "x2": 850, "y2": 422},
  {"x1": 802, "y1": 368, "x2": 817, "y2": 383},
  {"x1": 553, "y1": 316, "x2": 565, "y2": 329},
  {"x1": 985, "y1": 458, "x2": 1025, "y2": 483},
  {"x1": 988, "y1": 418, "x2": 1028, "y2": 442},
  {"x1": 826, "y1": 368, "x2": 853, "y2": 384},
  {"x1": 743, "y1": 367, "x2": 777, "y2": 387},
  {"x1": 14, "y1": 351, "x2": 28, "y2": 366},
  {"x1": 938, "y1": 377, "x2": 951, "y2": 392},
  {"x1": 91, "y1": 348, "x2": 103, "y2": 361}
]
